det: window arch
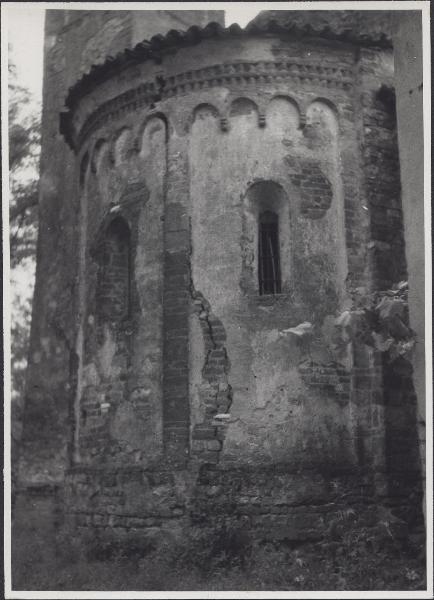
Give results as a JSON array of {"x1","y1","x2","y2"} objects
[
  {"x1": 258, "y1": 210, "x2": 281, "y2": 295},
  {"x1": 97, "y1": 216, "x2": 131, "y2": 321}
]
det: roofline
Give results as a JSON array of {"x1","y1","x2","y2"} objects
[{"x1": 63, "y1": 20, "x2": 392, "y2": 111}]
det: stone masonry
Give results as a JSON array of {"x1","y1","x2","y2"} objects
[{"x1": 16, "y1": 10, "x2": 424, "y2": 554}]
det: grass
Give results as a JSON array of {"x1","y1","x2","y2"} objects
[{"x1": 12, "y1": 514, "x2": 426, "y2": 592}]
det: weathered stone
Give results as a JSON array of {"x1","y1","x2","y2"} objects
[{"x1": 15, "y1": 9, "x2": 424, "y2": 560}]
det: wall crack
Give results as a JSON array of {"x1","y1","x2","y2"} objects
[{"x1": 189, "y1": 276, "x2": 233, "y2": 465}]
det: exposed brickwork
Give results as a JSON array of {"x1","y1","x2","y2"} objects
[
  {"x1": 190, "y1": 465, "x2": 405, "y2": 544},
  {"x1": 162, "y1": 148, "x2": 191, "y2": 467},
  {"x1": 64, "y1": 467, "x2": 188, "y2": 543},
  {"x1": 77, "y1": 182, "x2": 147, "y2": 466},
  {"x1": 63, "y1": 461, "x2": 417, "y2": 550},
  {"x1": 289, "y1": 159, "x2": 334, "y2": 219},
  {"x1": 190, "y1": 289, "x2": 232, "y2": 464},
  {"x1": 17, "y1": 12, "x2": 424, "y2": 559},
  {"x1": 96, "y1": 217, "x2": 131, "y2": 321},
  {"x1": 298, "y1": 361, "x2": 350, "y2": 406},
  {"x1": 357, "y1": 50, "x2": 407, "y2": 291},
  {"x1": 365, "y1": 91, "x2": 407, "y2": 289}
]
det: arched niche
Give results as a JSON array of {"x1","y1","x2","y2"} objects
[
  {"x1": 91, "y1": 138, "x2": 108, "y2": 174},
  {"x1": 266, "y1": 95, "x2": 301, "y2": 134},
  {"x1": 191, "y1": 103, "x2": 220, "y2": 133},
  {"x1": 113, "y1": 127, "x2": 132, "y2": 166},
  {"x1": 229, "y1": 97, "x2": 259, "y2": 127},
  {"x1": 306, "y1": 99, "x2": 339, "y2": 138},
  {"x1": 96, "y1": 215, "x2": 131, "y2": 323},
  {"x1": 140, "y1": 116, "x2": 167, "y2": 161}
]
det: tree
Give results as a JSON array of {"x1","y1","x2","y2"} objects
[
  {"x1": 8, "y1": 51, "x2": 41, "y2": 449},
  {"x1": 9, "y1": 54, "x2": 40, "y2": 269}
]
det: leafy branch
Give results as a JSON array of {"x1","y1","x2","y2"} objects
[
  {"x1": 334, "y1": 281, "x2": 415, "y2": 362},
  {"x1": 279, "y1": 282, "x2": 415, "y2": 365}
]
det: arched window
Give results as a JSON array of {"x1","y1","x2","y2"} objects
[
  {"x1": 258, "y1": 210, "x2": 281, "y2": 295},
  {"x1": 97, "y1": 217, "x2": 131, "y2": 321}
]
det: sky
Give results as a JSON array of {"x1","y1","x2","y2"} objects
[{"x1": 6, "y1": 3, "x2": 264, "y2": 106}]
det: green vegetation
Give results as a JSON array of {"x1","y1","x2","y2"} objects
[{"x1": 12, "y1": 512, "x2": 425, "y2": 592}]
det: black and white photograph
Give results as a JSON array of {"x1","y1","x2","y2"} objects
[{"x1": 3, "y1": 1, "x2": 432, "y2": 596}]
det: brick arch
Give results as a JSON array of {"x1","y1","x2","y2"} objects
[
  {"x1": 188, "y1": 102, "x2": 223, "y2": 134},
  {"x1": 193, "y1": 102, "x2": 221, "y2": 124},
  {"x1": 136, "y1": 114, "x2": 168, "y2": 158},
  {"x1": 228, "y1": 96, "x2": 264, "y2": 127}
]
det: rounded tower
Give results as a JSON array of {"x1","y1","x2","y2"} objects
[{"x1": 19, "y1": 10, "x2": 422, "y2": 549}]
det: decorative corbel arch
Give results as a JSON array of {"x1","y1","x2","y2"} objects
[
  {"x1": 229, "y1": 96, "x2": 261, "y2": 129},
  {"x1": 266, "y1": 95, "x2": 302, "y2": 131},
  {"x1": 135, "y1": 111, "x2": 169, "y2": 155},
  {"x1": 110, "y1": 126, "x2": 133, "y2": 166},
  {"x1": 188, "y1": 102, "x2": 222, "y2": 134}
]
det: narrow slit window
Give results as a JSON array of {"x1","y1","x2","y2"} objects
[{"x1": 258, "y1": 210, "x2": 281, "y2": 295}]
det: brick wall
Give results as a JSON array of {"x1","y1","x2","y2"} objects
[
  {"x1": 26, "y1": 24, "x2": 424, "y2": 552},
  {"x1": 162, "y1": 146, "x2": 191, "y2": 466},
  {"x1": 357, "y1": 49, "x2": 407, "y2": 290}
]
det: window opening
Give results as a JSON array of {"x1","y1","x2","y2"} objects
[{"x1": 258, "y1": 210, "x2": 281, "y2": 295}]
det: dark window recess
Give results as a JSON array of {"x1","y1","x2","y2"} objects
[
  {"x1": 258, "y1": 211, "x2": 281, "y2": 295},
  {"x1": 97, "y1": 217, "x2": 131, "y2": 321}
]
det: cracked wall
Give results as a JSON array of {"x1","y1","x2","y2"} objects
[
  {"x1": 16, "y1": 10, "x2": 226, "y2": 548},
  {"x1": 188, "y1": 60, "x2": 351, "y2": 467},
  {"x1": 18, "y1": 19, "x2": 424, "y2": 549},
  {"x1": 189, "y1": 288, "x2": 232, "y2": 465}
]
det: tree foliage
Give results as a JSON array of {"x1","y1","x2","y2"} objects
[
  {"x1": 9, "y1": 54, "x2": 41, "y2": 268},
  {"x1": 9, "y1": 51, "x2": 41, "y2": 407},
  {"x1": 279, "y1": 281, "x2": 415, "y2": 366}
]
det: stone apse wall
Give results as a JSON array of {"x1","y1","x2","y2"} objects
[
  {"x1": 19, "y1": 14, "x2": 423, "y2": 550},
  {"x1": 14, "y1": 8, "x2": 224, "y2": 546}
]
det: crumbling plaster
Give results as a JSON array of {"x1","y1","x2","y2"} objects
[
  {"x1": 17, "y1": 12, "x2": 424, "y2": 548},
  {"x1": 67, "y1": 33, "x2": 396, "y2": 474},
  {"x1": 76, "y1": 116, "x2": 167, "y2": 467}
]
